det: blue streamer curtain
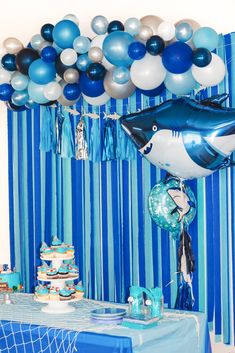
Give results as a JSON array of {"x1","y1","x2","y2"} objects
[{"x1": 7, "y1": 33, "x2": 235, "y2": 345}]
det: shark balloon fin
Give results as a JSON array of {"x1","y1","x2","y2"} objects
[{"x1": 201, "y1": 93, "x2": 229, "y2": 107}]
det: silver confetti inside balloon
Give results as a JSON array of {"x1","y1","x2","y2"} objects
[{"x1": 75, "y1": 119, "x2": 88, "y2": 160}]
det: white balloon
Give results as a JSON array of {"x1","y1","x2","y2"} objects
[
  {"x1": 60, "y1": 49, "x2": 77, "y2": 66},
  {"x1": 157, "y1": 21, "x2": 175, "y2": 41},
  {"x1": 0, "y1": 68, "x2": 11, "y2": 84},
  {"x1": 130, "y1": 53, "x2": 166, "y2": 90},
  {"x1": 63, "y1": 14, "x2": 79, "y2": 25},
  {"x1": 90, "y1": 35, "x2": 113, "y2": 70},
  {"x1": 43, "y1": 82, "x2": 62, "y2": 100},
  {"x1": 192, "y1": 53, "x2": 226, "y2": 87},
  {"x1": 82, "y1": 92, "x2": 110, "y2": 106}
]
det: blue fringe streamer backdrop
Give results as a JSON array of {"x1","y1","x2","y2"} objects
[{"x1": 7, "y1": 33, "x2": 235, "y2": 345}]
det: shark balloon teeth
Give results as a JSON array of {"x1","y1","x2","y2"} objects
[{"x1": 121, "y1": 94, "x2": 235, "y2": 179}]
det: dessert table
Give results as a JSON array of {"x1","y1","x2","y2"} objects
[{"x1": 0, "y1": 294, "x2": 211, "y2": 353}]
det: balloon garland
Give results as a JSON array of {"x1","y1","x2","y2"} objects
[{"x1": 0, "y1": 14, "x2": 225, "y2": 110}]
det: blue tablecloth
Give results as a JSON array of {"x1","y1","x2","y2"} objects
[{"x1": 0, "y1": 294, "x2": 211, "y2": 353}]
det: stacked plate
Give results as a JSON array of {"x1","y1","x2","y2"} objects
[{"x1": 90, "y1": 308, "x2": 127, "y2": 324}]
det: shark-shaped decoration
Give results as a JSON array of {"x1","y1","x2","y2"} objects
[{"x1": 121, "y1": 94, "x2": 235, "y2": 179}]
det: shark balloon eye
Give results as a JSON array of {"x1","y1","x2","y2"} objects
[{"x1": 152, "y1": 124, "x2": 157, "y2": 132}]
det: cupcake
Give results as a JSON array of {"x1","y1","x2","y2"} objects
[
  {"x1": 51, "y1": 236, "x2": 62, "y2": 248},
  {"x1": 35, "y1": 286, "x2": 49, "y2": 300},
  {"x1": 49, "y1": 286, "x2": 60, "y2": 301},
  {"x1": 55, "y1": 247, "x2": 68, "y2": 258},
  {"x1": 68, "y1": 264, "x2": 79, "y2": 277},
  {"x1": 38, "y1": 262, "x2": 49, "y2": 279},
  {"x1": 75, "y1": 284, "x2": 84, "y2": 299},
  {"x1": 66, "y1": 285, "x2": 76, "y2": 299},
  {"x1": 58, "y1": 265, "x2": 69, "y2": 278},
  {"x1": 59, "y1": 289, "x2": 72, "y2": 301},
  {"x1": 46, "y1": 268, "x2": 58, "y2": 279},
  {"x1": 41, "y1": 247, "x2": 54, "y2": 259}
]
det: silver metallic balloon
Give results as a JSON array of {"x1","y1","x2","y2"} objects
[
  {"x1": 30, "y1": 34, "x2": 45, "y2": 50},
  {"x1": 104, "y1": 68, "x2": 135, "y2": 99},
  {"x1": 137, "y1": 25, "x2": 153, "y2": 42},
  {"x1": 175, "y1": 23, "x2": 193, "y2": 42},
  {"x1": 3, "y1": 37, "x2": 23, "y2": 54},
  {"x1": 140, "y1": 15, "x2": 163, "y2": 34},
  {"x1": 124, "y1": 17, "x2": 141, "y2": 36},
  {"x1": 175, "y1": 19, "x2": 200, "y2": 49},
  {"x1": 63, "y1": 14, "x2": 79, "y2": 25},
  {"x1": 91, "y1": 15, "x2": 109, "y2": 35},
  {"x1": 88, "y1": 47, "x2": 103, "y2": 63},
  {"x1": 63, "y1": 68, "x2": 80, "y2": 83}
]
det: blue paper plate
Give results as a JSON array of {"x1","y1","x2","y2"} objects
[{"x1": 90, "y1": 308, "x2": 126, "y2": 318}]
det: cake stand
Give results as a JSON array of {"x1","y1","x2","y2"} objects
[{"x1": 35, "y1": 255, "x2": 83, "y2": 314}]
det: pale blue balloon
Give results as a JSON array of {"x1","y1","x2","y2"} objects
[
  {"x1": 112, "y1": 66, "x2": 130, "y2": 84},
  {"x1": 164, "y1": 69, "x2": 197, "y2": 95},
  {"x1": 11, "y1": 89, "x2": 29, "y2": 106},
  {"x1": 103, "y1": 31, "x2": 134, "y2": 67},
  {"x1": 73, "y1": 36, "x2": 91, "y2": 54},
  {"x1": 52, "y1": 42, "x2": 63, "y2": 54},
  {"x1": 193, "y1": 27, "x2": 219, "y2": 51},
  {"x1": 175, "y1": 23, "x2": 193, "y2": 42},
  {"x1": 28, "y1": 81, "x2": 49, "y2": 104},
  {"x1": 91, "y1": 15, "x2": 108, "y2": 35},
  {"x1": 76, "y1": 53, "x2": 92, "y2": 71},
  {"x1": 25, "y1": 98, "x2": 39, "y2": 109},
  {"x1": 11, "y1": 72, "x2": 29, "y2": 91},
  {"x1": 124, "y1": 17, "x2": 141, "y2": 36}
]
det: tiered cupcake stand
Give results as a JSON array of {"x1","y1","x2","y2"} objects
[{"x1": 35, "y1": 255, "x2": 83, "y2": 314}]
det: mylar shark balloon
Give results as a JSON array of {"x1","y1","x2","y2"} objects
[{"x1": 121, "y1": 94, "x2": 235, "y2": 179}]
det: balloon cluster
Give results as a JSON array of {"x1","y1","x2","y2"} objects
[{"x1": 0, "y1": 14, "x2": 225, "y2": 110}]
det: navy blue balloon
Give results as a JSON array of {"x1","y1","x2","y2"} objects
[
  {"x1": 86, "y1": 63, "x2": 106, "y2": 81},
  {"x1": 55, "y1": 56, "x2": 76, "y2": 77},
  {"x1": 63, "y1": 83, "x2": 81, "y2": 100},
  {"x1": 41, "y1": 23, "x2": 54, "y2": 42},
  {"x1": 79, "y1": 72, "x2": 105, "y2": 97},
  {"x1": 162, "y1": 42, "x2": 193, "y2": 74},
  {"x1": 146, "y1": 35, "x2": 165, "y2": 56},
  {"x1": 16, "y1": 48, "x2": 40, "y2": 75},
  {"x1": 108, "y1": 20, "x2": 124, "y2": 33},
  {"x1": 139, "y1": 82, "x2": 165, "y2": 97},
  {"x1": 6, "y1": 100, "x2": 27, "y2": 111},
  {"x1": 41, "y1": 46, "x2": 58, "y2": 63},
  {"x1": 1, "y1": 54, "x2": 16, "y2": 71},
  {"x1": 0, "y1": 84, "x2": 14, "y2": 101},
  {"x1": 128, "y1": 41, "x2": 146, "y2": 60},
  {"x1": 193, "y1": 48, "x2": 212, "y2": 68}
]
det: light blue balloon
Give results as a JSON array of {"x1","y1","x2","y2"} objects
[
  {"x1": 91, "y1": 15, "x2": 108, "y2": 35},
  {"x1": 164, "y1": 69, "x2": 197, "y2": 95},
  {"x1": 29, "y1": 59, "x2": 56, "y2": 84},
  {"x1": 175, "y1": 23, "x2": 193, "y2": 42},
  {"x1": 112, "y1": 66, "x2": 130, "y2": 84},
  {"x1": 53, "y1": 20, "x2": 80, "y2": 49},
  {"x1": 76, "y1": 53, "x2": 92, "y2": 71},
  {"x1": 11, "y1": 72, "x2": 29, "y2": 91},
  {"x1": 28, "y1": 81, "x2": 49, "y2": 104},
  {"x1": 124, "y1": 17, "x2": 141, "y2": 36},
  {"x1": 193, "y1": 27, "x2": 219, "y2": 51},
  {"x1": 52, "y1": 42, "x2": 63, "y2": 54},
  {"x1": 11, "y1": 90, "x2": 29, "y2": 106},
  {"x1": 73, "y1": 36, "x2": 91, "y2": 54},
  {"x1": 103, "y1": 31, "x2": 134, "y2": 67},
  {"x1": 25, "y1": 98, "x2": 39, "y2": 109}
]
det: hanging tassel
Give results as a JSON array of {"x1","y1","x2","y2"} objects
[
  {"x1": 75, "y1": 118, "x2": 88, "y2": 160},
  {"x1": 61, "y1": 110, "x2": 75, "y2": 159},
  {"x1": 55, "y1": 105, "x2": 64, "y2": 155},
  {"x1": 175, "y1": 228, "x2": 195, "y2": 310},
  {"x1": 89, "y1": 118, "x2": 101, "y2": 162},
  {"x1": 102, "y1": 119, "x2": 116, "y2": 161},
  {"x1": 40, "y1": 107, "x2": 53, "y2": 152}
]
